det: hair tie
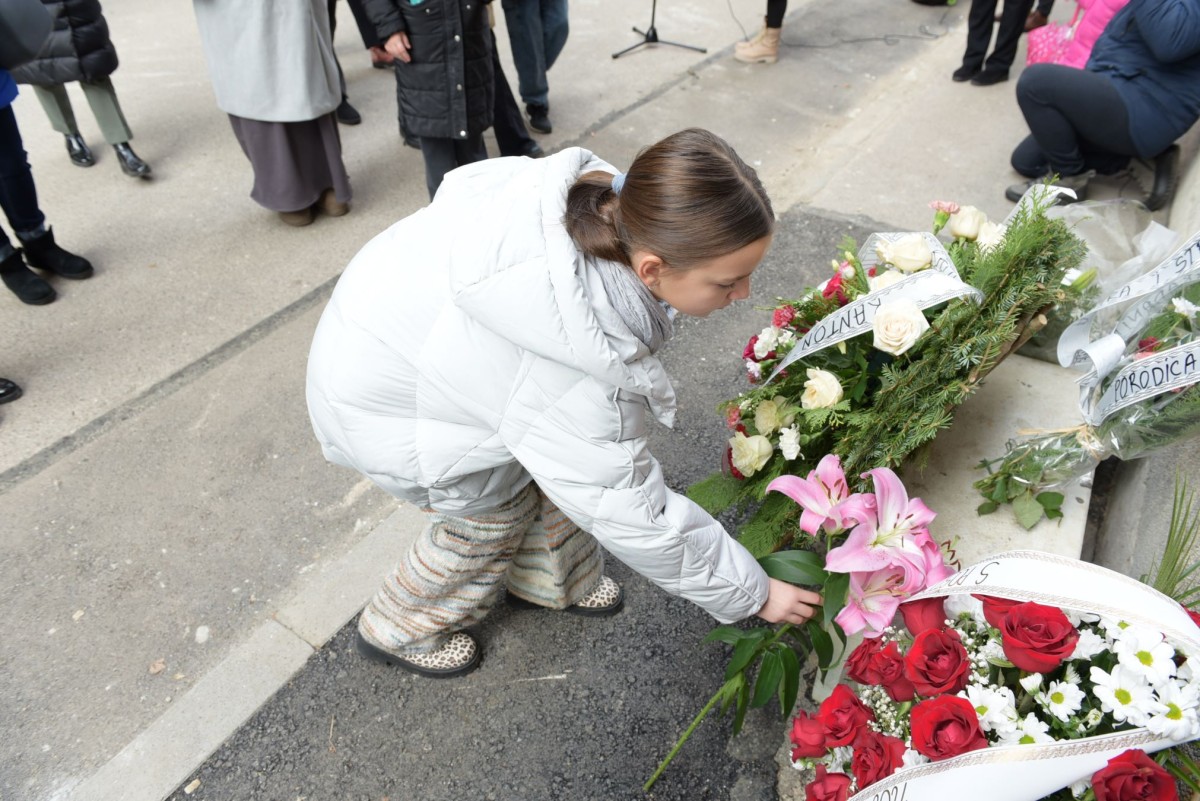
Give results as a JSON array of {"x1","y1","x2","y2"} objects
[{"x1": 611, "y1": 172, "x2": 626, "y2": 195}]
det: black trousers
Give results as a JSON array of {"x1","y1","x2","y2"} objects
[
  {"x1": 491, "y1": 32, "x2": 537, "y2": 157},
  {"x1": 1011, "y1": 64, "x2": 1136, "y2": 178},
  {"x1": 0, "y1": 106, "x2": 45, "y2": 250},
  {"x1": 765, "y1": 0, "x2": 787, "y2": 28},
  {"x1": 961, "y1": 0, "x2": 1035, "y2": 75},
  {"x1": 419, "y1": 134, "x2": 488, "y2": 199}
]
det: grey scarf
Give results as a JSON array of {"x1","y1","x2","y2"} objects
[{"x1": 592, "y1": 259, "x2": 674, "y2": 353}]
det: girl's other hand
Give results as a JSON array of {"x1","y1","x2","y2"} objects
[{"x1": 756, "y1": 578, "x2": 822, "y2": 625}]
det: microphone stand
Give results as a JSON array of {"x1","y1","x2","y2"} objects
[{"x1": 611, "y1": 0, "x2": 707, "y2": 59}]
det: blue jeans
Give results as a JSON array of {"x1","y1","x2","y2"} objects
[
  {"x1": 501, "y1": 0, "x2": 568, "y2": 108},
  {"x1": 0, "y1": 105, "x2": 45, "y2": 251}
]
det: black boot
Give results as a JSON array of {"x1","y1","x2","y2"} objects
[
  {"x1": 525, "y1": 103, "x2": 551, "y2": 134},
  {"x1": 0, "y1": 248, "x2": 55, "y2": 305},
  {"x1": 65, "y1": 134, "x2": 95, "y2": 167},
  {"x1": 113, "y1": 143, "x2": 152, "y2": 178},
  {"x1": 18, "y1": 227, "x2": 94, "y2": 279},
  {"x1": 336, "y1": 97, "x2": 362, "y2": 125},
  {"x1": 1145, "y1": 145, "x2": 1180, "y2": 212},
  {"x1": 0, "y1": 377, "x2": 22, "y2": 405}
]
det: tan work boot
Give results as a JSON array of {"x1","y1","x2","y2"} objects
[{"x1": 735, "y1": 25, "x2": 782, "y2": 64}]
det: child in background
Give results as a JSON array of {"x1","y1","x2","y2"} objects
[{"x1": 306, "y1": 128, "x2": 822, "y2": 678}]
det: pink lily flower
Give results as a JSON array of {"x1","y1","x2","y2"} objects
[
  {"x1": 766, "y1": 454, "x2": 855, "y2": 536},
  {"x1": 834, "y1": 567, "x2": 923, "y2": 637},
  {"x1": 824, "y1": 467, "x2": 937, "y2": 580}
]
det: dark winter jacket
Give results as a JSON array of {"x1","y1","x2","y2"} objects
[
  {"x1": 360, "y1": 0, "x2": 493, "y2": 139},
  {"x1": 1087, "y1": 0, "x2": 1200, "y2": 158},
  {"x1": 10, "y1": 0, "x2": 117, "y2": 87}
]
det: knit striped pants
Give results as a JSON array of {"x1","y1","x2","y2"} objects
[{"x1": 359, "y1": 483, "x2": 603, "y2": 655}]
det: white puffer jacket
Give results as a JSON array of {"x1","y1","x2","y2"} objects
[{"x1": 305, "y1": 148, "x2": 769, "y2": 623}]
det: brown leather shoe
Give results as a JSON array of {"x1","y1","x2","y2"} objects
[
  {"x1": 1025, "y1": 9, "x2": 1049, "y2": 30},
  {"x1": 318, "y1": 188, "x2": 349, "y2": 217},
  {"x1": 278, "y1": 207, "x2": 315, "y2": 227}
]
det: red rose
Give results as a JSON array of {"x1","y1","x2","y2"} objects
[
  {"x1": 874, "y1": 641, "x2": 917, "y2": 703},
  {"x1": 973, "y1": 594, "x2": 1023, "y2": 629},
  {"x1": 1091, "y1": 749, "x2": 1178, "y2": 801},
  {"x1": 909, "y1": 695, "x2": 989, "y2": 761},
  {"x1": 1001, "y1": 601, "x2": 1080, "y2": 674},
  {"x1": 1185, "y1": 605, "x2": 1200, "y2": 630},
  {"x1": 851, "y1": 728, "x2": 905, "y2": 790},
  {"x1": 845, "y1": 638, "x2": 886, "y2": 685},
  {"x1": 773, "y1": 305, "x2": 797, "y2": 328},
  {"x1": 900, "y1": 597, "x2": 948, "y2": 636},
  {"x1": 903, "y1": 627, "x2": 970, "y2": 697},
  {"x1": 790, "y1": 711, "x2": 827, "y2": 760},
  {"x1": 816, "y1": 684, "x2": 875, "y2": 747},
  {"x1": 805, "y1": 765, "x2": 852, "y2": 801}
]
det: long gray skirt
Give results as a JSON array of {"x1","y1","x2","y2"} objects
[{"x1": 228, "y1": 112, "x2": 352, "y2": 213}]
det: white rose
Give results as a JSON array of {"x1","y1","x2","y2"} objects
[
  {"x1": 754, "y1": 396, "x2": 794, "y2": 435},
  {"x1": 949, "y1": 206, "x2": 988, "y2": 240},
  {"x1": 729, "y1": 432, "x2": 773, "y2": 477},
  {"x1": 779, "y1": 425, "x2": 802, "y2": 461},
  {"x1": 872, "y1": 299, "x2": 930, "y2": 356},
  {"x1": 875, "y1": 233, "x2": 932, "y2": 273},
  {"x1": 868, "y1": 269, "x2": 907, "y2": 294},
  {"x1": 801, "y1": 368, "x2": 843, "y2": 409},
  {"x1": 976, "y1": 220, "x2": 1007, "y2": 254}
]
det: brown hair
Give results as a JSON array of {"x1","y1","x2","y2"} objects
[{"x1": 565, "y1": 128, "x2": 774, "y2": 269}]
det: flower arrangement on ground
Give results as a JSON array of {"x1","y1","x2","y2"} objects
[
  {"x1": 689, "y1": 197, "x2": 1086, "y2": 557},
  {"x1": 977, "y1": 239, "x2": 1200, "y2": 529}
]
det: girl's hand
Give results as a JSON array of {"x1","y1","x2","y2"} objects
[
  {"x1": 385, "y1": 31, "x2": 412, "y2": 63},
  {"x1": 756, "y1": 578, "x2": 822, "y2": 625}
]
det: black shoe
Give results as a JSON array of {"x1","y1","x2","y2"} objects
[
  {"x1": 113, "y1": 143, "x2": 152, "y2": 178},
  {"x1": 1006, "y1": 170, "x2": 1094, "y2": 204},
  {"x1": 517, "y1": 140, "x2": 545, "y2": 158},
  {"x1": 0, "y1": 378, "x2": 21, "y2": 405},
  {"x1": 0, "y1": 249, "x2": 55, "y2": 305},
  {"x1": 970, "y1": 69, "x2": 1009, "y2": 86},
  {"x1": 336, "y1": 98, "x2": 362, "y2": 126},
  {"x1": 18, "y1": 227, "x2": 94, "y2": 279},
  {"x1": 65, "y1": 134, "x2": 94, "y2": 167},
  {"x1": 1145, "y1": 144, "x2": 1180, "y2": 212},
  {"x1": 526, "y1": 103, "x2": 552, "y2": 134},
  {"x1": 952, "y1": 65, "x2": 981, "y2": 82}
]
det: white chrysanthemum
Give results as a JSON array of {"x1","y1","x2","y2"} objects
[
  {"x1": 901, "y1": 748, "x2": 930, "y2": 769},
  {"x1": 978, "y1": 638, "x2": 1007, "y2": 664},
  {"x1": 996, "y1": 713, "x2": 1054, "y2": 746},
  {"x1": 1019, "y1": 673, "x2": 1045, "y2": 694},
  {"x1": 1037, "y1": 680, "x2": 1086, "y2": 722},
  {"x1": 1083, "y1": 708, "x2": 1104, "y2": 731},
  {"x1": 1070, "y1": 778, "x2": 1091, "y2": 798},
  {"x1": 1177, "y1": 659, "x2": 1197, "y2": 684},
  {"x1": 745, "y1": 360, "x2": 762, "y2": 381},
  {"x1": 961, "y1": 684, "x2": 1018, "y2": 733},
  {"x1": 1090, "y1": 664, "x2": 1155, "y2": 726},
  {"x1": 1097, "y1": 617, "x2": 1129, "y2": 641},
  {"x1": 1172, "y1": 297, "x2": 1200, "y2": 318},
  {"x1": 1114, "y1": 625, "x2": 1176, "y2": 685},
  {"x1": 1070, "y1": 628, "x2": 1108, "y2": 661},
  {"x1": 944, "y1": 594, "x2": 987, "y2": 625},
  {"x1": 778, "y1": 426, "x2": 802, "y2": 461},
  {"x1": 1147, "y1": 682, "x2": 1200, "y2": 740}
]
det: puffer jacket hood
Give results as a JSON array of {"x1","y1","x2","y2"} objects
[{"x1": 306, "y1": 148, "x2": 769, "y2": 624}]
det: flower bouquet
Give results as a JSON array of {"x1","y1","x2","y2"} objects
[
  {"x1": 789, "y1": 548, "x2": 1200, "y2": 801},
  {"x1": 689, "y1": 197, "x2": 1086, "y2": 558},
  {"x1": 977, "y1": 231, "x2": 1200, "y2": 529}
]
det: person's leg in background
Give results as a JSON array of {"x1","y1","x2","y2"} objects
[
  {"x1": 327, "y1": 0, "x2": 363, "y2": 126},
  {"x1": 502, "y1": 0, "x2": 552, "y2": 134},
  {"x1": 491, "y1": 32, "x2": 543, "y2": 158},
  {"x1": 78, "y1": 77, "x2": 151, "y2": 178},
  {"x1": 30, "y1": 83, "x2": 93, "y2": 167},
  {"x1": 953, "y1": 0, "x2": 999, "y2": 81},
  {"x1": 418, "y1": 133, "x2": 487, "y2": 200},
  {"x1": 735, "y1": 0, "x2": 786, "y2": 64},
  {"x1": 973, "y1": 0, "x2": 1036, "y2": 85},
  {"x1": 0, "y1": 105, "x2": 92, "y2": 305}
]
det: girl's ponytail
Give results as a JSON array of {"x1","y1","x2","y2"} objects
[{"x1": 565, "y1": 171, "x2": 630, "y2": 266}]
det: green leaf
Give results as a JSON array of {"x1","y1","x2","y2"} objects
[
  {"x1": 702, "y1": 626, "x2": 746, "y2": 646},
  {"x1": 990, "y1": 477, "x2": 1009, "y2": 504},
  {"x1": 823, "y1": 571, "x2": 851, "y2": 623},
  {"x1": 750, "y1": 650, "x2": 784, "y2": 708},
  {"x1": 1036, "y1": 491, "x2": 1065, "y2": 510},
  {"x1": 758, "y1": 550, "x2": 829, "y2": 586},
  {"x1": 725, "y1": 636, "x2": 764, "y2": 681},
  {"x1": 1012, "y1": 490, "x2": 1046, "y2": 530},
  {"x1": 732, "y1": 678, "x2": 751, "y2": 734},
  {"x1": 778, "y1": 645, "x2": 801, "y2": 716},
  {"x1": 809, "y1": 620, "x2": 834, "y2": 669},
  {"x1": 977, "y1": 500, "x2": 999, "y2": 516},
  {"x1": 718, "y1": 674, "x2": 744, "y2": 717}
]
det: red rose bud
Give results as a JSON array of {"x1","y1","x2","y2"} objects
[
  {"x1": 816, "y1": 684, "x2": 875, "y2": 747},
  {"x1": 1091, "y1": 749, "x2": 1178, "y2": 801},
  {"x1": 1001, "y1": 602, "x2": 1080, "y2": 674},
  {"x1": 903, "y1": 627, "x2": 971, "y2": 697},
  {"x1": 973, "y1": 594, "x2": 1023, "y2": 629},
  {"x1": 845, "y1": 638, "x2": 886, "y2": 686},
  {"x1": 773, "y1": 305, "x2": 797, "y2": 328},
  {"x1": 851, "y1": 728, "x2": 905, "y2": 790},
  {"x1": 1138, "y1": 337, "x2": 1161, "y2": 353},
  {"x1": 805, "y1": 765, "x2": 853, "y2": 801},
  {"x1": 909, "y1": 695, "x2": 989, "y2": 762},
  {"x1": 790, "y1": 711, "x2": 827, "y2": 760},
  {"x1": 875, "y1": 641, "x2": 917, "y2": 703},
  {"x1": 899, "y1": 597, "x2": 948, "y2": 636}
]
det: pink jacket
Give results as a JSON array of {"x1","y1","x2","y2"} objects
[{"x1": 1059, "y1": 0, "x2": 1131, "y2": 68}]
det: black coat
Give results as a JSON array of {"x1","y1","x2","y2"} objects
[
  {"x1": 361, "y1": 0, "x2": 493, "y2": 139},
  {"x1": 10, "y1": 0, "x2": 117, "y2": 87}
]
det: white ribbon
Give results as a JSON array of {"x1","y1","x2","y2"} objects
[
  {"x1": 847, "y1": 551, "x2": 1200, "y2": 801},
  {"x1": 765, "y1": 235, "x2": 981, "y2": 384},
  {"x1": 1079, "y1": 340, "x2": 1200, "y2": 425}
]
